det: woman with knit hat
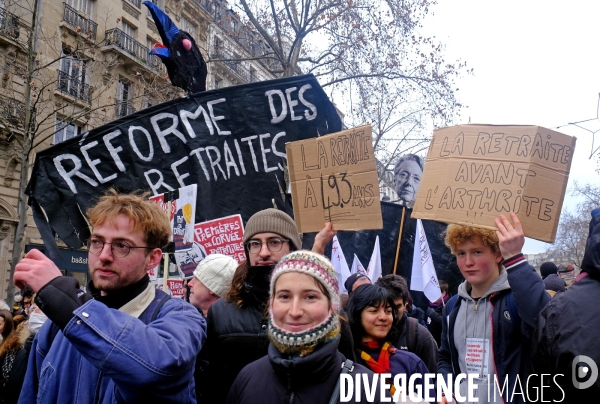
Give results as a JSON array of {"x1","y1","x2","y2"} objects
[{"x1": 226, "y1": 251, "x2": 383, "y2": 404}]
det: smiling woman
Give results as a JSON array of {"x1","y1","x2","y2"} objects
[
  {"x1": 226, "y1": 251, "x2": 385, "y2": 404},
  {"x1": 347, "y1": 285, "x2": 431, "y2": 398}
]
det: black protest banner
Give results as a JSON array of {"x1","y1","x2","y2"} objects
[
  {"x1": 28, "y1": 74, "x2": 341, "y2": 255},
  {"x1": 302, "y1": 202, "x2": 463, "y2": 306}
]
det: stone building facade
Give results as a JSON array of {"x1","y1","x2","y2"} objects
[{"x1": 0, "y1": 0, "x2": 275, "y2": 299}]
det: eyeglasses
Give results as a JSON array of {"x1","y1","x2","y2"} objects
[
  {"x1": 87, "y1": 238, "x2": 149, "y2": 258},
  {"x1": 245, "y1": 238, "x2": 289, "y2": 254}
]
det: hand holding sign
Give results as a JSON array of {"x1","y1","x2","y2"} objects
[{"x1": 495, "y1": 212, "x2": 525, "y2": 259}]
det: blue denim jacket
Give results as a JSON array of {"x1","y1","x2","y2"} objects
[{"x1": 18, "y1": 297, "x2": 205, "y2": 403}]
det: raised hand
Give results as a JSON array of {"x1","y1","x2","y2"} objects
[
  {"x1": 495, "y1": 212, "x2": 525, "y2": 259},
  {"x1": 14, "y1": 249, "x2": 62, "y2": 291}
]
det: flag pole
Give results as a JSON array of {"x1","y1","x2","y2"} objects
[{"x1": 393, "y1": 206, "x2": 406, "y2": 275}]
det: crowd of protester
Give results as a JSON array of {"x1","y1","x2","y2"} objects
[{"x1": 2, "y1": 189, "x2": 599, "y2": 403}]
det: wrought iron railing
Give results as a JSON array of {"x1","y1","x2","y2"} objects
[
  {"x1": 0, "y1": 94, "x2": 26, "y2": 128},
  {"x1": 0, "y1": 6, "x2": 20, "y2": 40},
  {"x1": 128, "y1": 0, "x2": 142, "y2": 8},
  {"x1": 115, "y1": 100, "x2": 136, "y2": 117},
  {"x1": 57, "y1": 70, "x2": 91, "y2": 104},
  {"x1": 105, "y1": 28, "x2": 159, "y2": 70},
  {"x1": 211, "y1": 46, "x2": 254, "y2": 83},
  {"x1": 62, "y1": 3, "x2": 97, "y2": 41}
]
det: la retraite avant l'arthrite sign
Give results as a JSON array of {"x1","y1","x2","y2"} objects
[
  {"x1": 287, "y1": 125, "x2": 383, "y2": 233},
  {"x1": 412, "y1": 124, "x2": 575, "y2": 243}
]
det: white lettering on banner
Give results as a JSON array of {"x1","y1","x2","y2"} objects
[
  {"x1": 81, "y1": 141, "x2": 117, "y2": 184},
  {"x1": 266, "y1": 84, "x2": 319, "y2": 124},
  {"x1": 171, "y1": 156, "x2": 191, "y2": 188},
  {"x1": 180, "y1": 104, "x2": 214, "y2": 137},
  {"x1": 51, "y1": 88, "x2": 300, "y2": 194},
  {"x1": 129, "y1": 126, "x2": 154, "y2": 162},
  {"x1": 240, "y1": 135, "x2": 259, "y2": 172},
  {"x1": 54, "y1": 154, "x2": 99, "y2": 194},
  {"x1": 144, "y1": 169, "x2": 175, "y2": 195},
  {"x1": 259, "y1": 134, "x2": 279, "y2": 173},
  {"x1": 103, "y1": 130, "x2": 126, "y2": 172},
  {"x1": 233, "y1": 139, "x2": 247, "y2": 175},
  {"x1": 189, "y1": 147, "x2": 211, "y2": 181},
  {"x1": 298, "y1": 84, "x2": 317, "y2": 120},
  {"x1": 207, "y1": 98, "x2": 231, "y2": 135},
  {"x1": 223, "y1": 141, "x2": 240, "y2": 178},
  {"x1": 151, "y1": 113, "x2": 187, "y2": 153}
]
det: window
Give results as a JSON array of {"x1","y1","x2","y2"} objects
[
  {"x1": 180, "y1": 17, "x2": 196, "y2": 39},
  {"x1": 54, "y1": 117, "x2": 82, "y2": 144},
  {"x1": 122, "y1": 20, "x2": 136, "y2": 38},
  {"x1": 249, "y1": 68, "x2": 256, "y2": 83},
  {"x1": 214, "y1": 77, "x2": 222, "y2": 89},
  {"x1": 116, "y1": 78, "x2": 135, "y2": 117},
  {"x1": 66, "y1": 0, "x2": 93, "y2": 16},
  {"x1": 58, "y1": 51, "x2": 90, "y2": 103}
]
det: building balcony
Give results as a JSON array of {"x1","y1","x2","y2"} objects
[
  {"x1": 115, "y1": 100, "x2": 136, "y2": 118},
  {"x1": 57, "y1": 70, "x2": 92, "y2": 104},
  {"x1": 210, "y1": 47, "x2": 257, "y2": 83},
  {"x1": 0, "y1": 94, "x2": 27, "y2": 129},
  {"x1": 0, "y1": 7, "x2": 20, "y2": 41},
  {"x1": 62, "y1": 3, "x2": 97, "y2": 41},
  {"x1": 104, "y1": 28, "x2": 160, "y2": 71}
]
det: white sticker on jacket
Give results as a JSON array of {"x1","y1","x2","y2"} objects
[{"x1": 465, "y1": 337, "x2": 490, "y2": 375}]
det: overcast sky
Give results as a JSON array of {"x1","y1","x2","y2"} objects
[{"x1": 422, "y1": 0, "x2": 600, "y2": 253}]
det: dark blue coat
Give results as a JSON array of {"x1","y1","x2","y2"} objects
[{"x1": 438, "y1": 260, "x2": 550, "y2": 404}]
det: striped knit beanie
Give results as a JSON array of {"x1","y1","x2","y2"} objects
[{"x1": 268, "y1": 251, "x2": 341, "y2": 356}]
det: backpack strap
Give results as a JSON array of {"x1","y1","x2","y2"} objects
[
  {"x1": 138, "y1": 288, "x2": 171, "y2": 324},
  {"x1": 406, "y1": 317, "x2": 419, "y2": 352},
  {"x1": 329, "y1": 359, "x2": 355, "y2": 404}
]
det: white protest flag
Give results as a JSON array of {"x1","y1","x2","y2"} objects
[
  {"x1": 330, "y1": 236, "x2": 352, "y2": 292},
  {"x1": 351, "y1": 254, "x2": 367, "y2": 276},
  {"x1": 366, "y1": 236, "x2": 382, "y2": 283},
  {"x1": 410, "y1": 219, "x2": 442, "y2": 302}
]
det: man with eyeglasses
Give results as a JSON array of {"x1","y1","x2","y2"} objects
[{"x1": 14, "y1": 190, "x2": 205, "y2": 403}]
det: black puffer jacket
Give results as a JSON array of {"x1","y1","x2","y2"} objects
[
  {"x1": 392, "y1": 312, "x2": 438, "y2": 372},
  {"x1": 226, "y1": 337, "x2": 383, "y2": 404},
  {"x1": 201, "y1": 297, "x2": 268, "y2": 404},
  {"x1": 532, "y1": 208, "x2": 600, "y2": 401},
  {"x1": 201, "y1": 298, "x2": 357, "y2": 403}
]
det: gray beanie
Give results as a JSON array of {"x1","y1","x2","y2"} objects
[
  {"x1": 193, "y1": 254, "x2": 237, "y2": 297},
  {"x1": 243, "y1": 209, "x2": 302, "y2": 250}
]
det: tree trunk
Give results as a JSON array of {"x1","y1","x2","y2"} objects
[{"x1": 6, "y1": 0, "x2": 39, "y2": 307}]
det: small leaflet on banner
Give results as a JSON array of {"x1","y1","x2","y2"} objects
[
  {"x1": 174, "y1": 214, "x2": 245, "y2": 278},
  {"x1": 156, "y1": 278, "x2": 185, "y2": 299},
  {"x1": 149, "y1": 184, "x2": 197, "y2": 252}
]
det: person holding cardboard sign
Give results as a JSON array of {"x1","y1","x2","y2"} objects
[{"x1": 437, "y1": 213, "x2": 549, "y2": 404}]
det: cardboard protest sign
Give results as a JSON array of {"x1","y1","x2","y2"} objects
[
  {"x1": 149, "y1": 184, "x2": 197, "y2": 251},
  {"x1": 174, "y1": 214, "x2": 244, "y2": 278},
  {"x1": 412, "y1": 125, "x2": 576, "y2": 243},
  {"x1": 26, "y1": 74, "x2": 342, "y2": 256},
  {"x1": 286, "y1": 125, "x2": 383, "y2": 233}
]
